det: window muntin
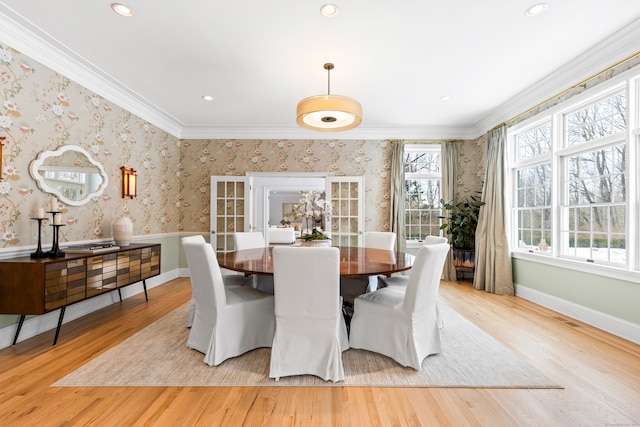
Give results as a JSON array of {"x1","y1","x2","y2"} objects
[
  {"x1": 515, "y1": 163, "x2": 552, "y2": 252},
  {"x1": 566, "y1": 91, "x2": 626, "y2": 146},
  {"x1": 404, "y1": 146, "x2": 442, "y2": 241},
  {"x1": 560, "y1": 143, "x2": 627, "y2": 264},
  {"x1": 517, "y1": 121, "x2": 552, "y2": 160}
]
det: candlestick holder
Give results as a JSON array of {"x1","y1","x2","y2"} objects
[
  {"x1": 47, "y1": 212, "x2": 65, "y2": 258},
  {"x1": 30, "y1": 217, "x2": 48, "y2": 258}
]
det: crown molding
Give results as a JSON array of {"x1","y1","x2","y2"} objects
[
  {"x1": 472, "y1": 18, "x2": 640, "y2": 137},
  {"x1": 178, "y1": 125, "x2": 478, "y2": 140},
  {"x1": 0, "y1": 7, "x2": 184, "y2": 138}
]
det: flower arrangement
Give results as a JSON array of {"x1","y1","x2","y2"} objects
[{"x1": 294, "y1": 191, "x2": 331, "y2": 240}]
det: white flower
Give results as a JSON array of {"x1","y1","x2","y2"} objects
[
  {"x1": 120, "y1": 133, "x2": 128, "y2": 142},
  {"x1": 199, "y1": 156, "x2": 207, "y2": 163},
  {"x1": 0, "y1": 48, "x2": 13, "y2": 63},
  {"x1": 0, "y1": 115, "x2": 12, "y2": 129},
  {"x1": 2, "y1": 230, "x2": 16, "y2": 241},
  {"x1": 4, "y1": 99, "x2": 17, "y2": 111},
  {"x1": 91, "y1": 97, "x2": 100, "y2": 108},
  {"x1": 0, "y1": 182, "x2": 12, "y2": 195},
  {"x1": 52, "y1": 104, "x2": 64, "y2": 116}
]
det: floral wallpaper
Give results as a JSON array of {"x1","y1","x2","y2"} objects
[
  {"x1": 178, "y1": 139, "x2": 394, "y2": 233},
  {"x1": 0, "y1": 43, "x2": 179, "y2": 251},
  {"x1": 457, "y1": 136, "x2": 486, "y2": 199}
]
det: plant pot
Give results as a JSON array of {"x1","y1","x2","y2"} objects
[
  {"x1": 300, "y1": 239, "x2": 331, "y2": 247},
  {"x1": 452, "y1": 248, "x2": 475, "y2": 272},
  {"x1": 112, "y1": 217, "x2": 133, "y2": 247}
]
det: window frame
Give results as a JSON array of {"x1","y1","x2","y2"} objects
[
  {"x1": 507, "y1": 68, "x2": 640, "y2": 282},
  {"x1": 403, "y1": 144, "x2": 443, "y2": 245}
]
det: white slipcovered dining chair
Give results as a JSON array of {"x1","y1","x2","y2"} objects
[
  {"x1": 232, "y1": 231, "x2": 274, "y2": 293},
  {"x1": 233, "y1": 231, "x2": 266, "y2": 250},
  {"x1": 182, "y1": 235, "x2": 249, "y2": 328},
  {"x1": 340, "y1": 231, "x2": 396, "y2": 306},
  {"x1": 378, "y1": 235, "x2": 449, "y2": 328},
  {"x1": 182, "y1": 239, "x2": 275, "y2": 366},
  {"x1": 349, "y1": 242, "x2": 450, "y2": 370},
  {"x1": 270, "y1": 246, "x2": 349, "y2": 382}
]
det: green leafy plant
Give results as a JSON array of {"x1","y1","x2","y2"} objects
[
  {"x1": 439, "y1": 195, "x2": 485, "y2": 250},
  {"x1": 301, "y1": 228, "x2": 331, "y2": 241}
]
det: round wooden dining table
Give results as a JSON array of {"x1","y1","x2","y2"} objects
[{"x1": 217, "y1": 245, "x2": 415, "y2": 278}]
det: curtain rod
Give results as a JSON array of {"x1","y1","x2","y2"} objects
[
  {"x1": 389, "y1": 139, "x2": 464, "y2": 143},
  {"x1": 489, "y1": 50, "x2": 640, "y2": 133}
]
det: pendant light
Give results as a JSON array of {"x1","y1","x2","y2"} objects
[{"x1": 296, "y1": 63, "x2": 362, "y2": 132}]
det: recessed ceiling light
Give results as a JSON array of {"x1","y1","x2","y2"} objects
[
  {"x1": 525, "y1": 3, "x2": 548, "y2": 16},
  {"x1": 111, "y1": 3, "x2": 134, "y2": 17},
  {"x1": 320, "y1": 4, "x2": 339, "y2": 17},
  {"x1": 440, "y1": 95, "x2": 451, "y2": 102},
  {"x1": 202, "y1": 95, "x2": 214, "y2": 101}
]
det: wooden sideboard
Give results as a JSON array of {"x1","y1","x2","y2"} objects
[{"x1": 0, "y1": 243, "x2": 160, "y2": 345}]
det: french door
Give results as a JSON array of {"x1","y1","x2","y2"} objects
[
  {"x1": 210, "y1": 174, "x2": 364, "y2": 251},
  {"x1": 209, "y1": 176, "x2": 252, "y2": 252}
]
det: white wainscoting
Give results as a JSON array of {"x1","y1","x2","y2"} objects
[{"x1": 515, "y1": 284, "x2": 640, "y2": 345}]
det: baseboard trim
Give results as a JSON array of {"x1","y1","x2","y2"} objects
[
  {"x1": 0, "y1": 269, "x2": 178, "y2": 350},
  {"x1": 515, "y1": 284, "x2": 640, "y2": 345}
]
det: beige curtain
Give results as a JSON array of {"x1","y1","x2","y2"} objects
[
  {"x1": 389, "y1": 141, "x2": 406, "y2": 252},
  {"x1": 473, "y1": 126, "x2": 514, "y2": 295},
  {"x1": 440, "y1": 141, "x2": 458, "y2": 281}
]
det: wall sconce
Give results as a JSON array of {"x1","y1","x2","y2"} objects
[{"x1": 121, "y1": 166, "x2": 137, "y2": 198}]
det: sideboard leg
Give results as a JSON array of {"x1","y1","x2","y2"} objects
[
  {"x1": 12, "y1": 315, "x2": 25, "y2": 345},
  {"x1": 53, "y1": 307, "x2": 66, "y2": 346},
  {"x1": 118, "y1": 288, "x2": 123, "y2": 302},
  {"x1": 142, "y1": 280, "x2": 148, "y2": 302}
]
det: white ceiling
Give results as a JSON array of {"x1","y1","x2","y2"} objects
[{"x1": 0, "y1": 1, "x2": 639, "y2": 140}]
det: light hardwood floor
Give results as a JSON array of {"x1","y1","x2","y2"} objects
[{"x1": 1, "y1": 277, "x2": 638, "y2": 426}]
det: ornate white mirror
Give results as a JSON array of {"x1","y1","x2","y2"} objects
[{"x1": 29, "y1": 145, "x2": 108, "y2": 206}]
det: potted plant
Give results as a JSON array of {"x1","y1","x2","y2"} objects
[
  {"x1": 294, "y1": 191, "x2": 332, "y2": 246},
  {"x1": 300, "y1": 227, "x2": 332, "y2": 246},
  {"x1": 439, "y1": 195, "x2": 485, "y2": 272}
]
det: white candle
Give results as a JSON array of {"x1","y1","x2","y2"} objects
[
  {"x1": 50, "y1": 198, "x2": 58, "y2": 212},
  {"x1": 36, "y1": 208, "x2": 45, "y2": 218},
  {"x1": 53, "y1": 215, "x2": 62, "y2": 225}
]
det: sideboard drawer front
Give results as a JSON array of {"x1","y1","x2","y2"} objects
[
  {"x1": 45, "y1": 290, "x2": 66, "y2": 311},
  {"x1": 67, "y1": 258, "x2": 85, "y2": 269},
  {"x1": 141, "y1": 246, "x2": 160, "y2": 279}
]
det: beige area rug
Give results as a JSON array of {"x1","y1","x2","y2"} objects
[{"x1": 53, "y1": 302, "x2": 560, "y2": 388}]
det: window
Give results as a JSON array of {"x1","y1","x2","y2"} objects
[
  {"x1": 513, "y1": 122, "x2": 552, "y2": 253},
  {"x1": 404, "y1": 145, "x2": 442, "y2": 241},
  {"x1": 509, "y1": 74, "x2": 637, "y2": 273}
]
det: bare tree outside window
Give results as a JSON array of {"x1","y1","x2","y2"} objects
[
  {"x1": 561, "y1": 90, "x2": 627, "y2": 263},
  {"x1": 404, "y1": 148, "x2": 442, "y2": 241}
]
